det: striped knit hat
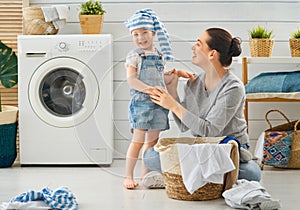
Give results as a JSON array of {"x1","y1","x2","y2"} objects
[{"x1": 124, "y1": 8, "x2": 173, "y2": 61}]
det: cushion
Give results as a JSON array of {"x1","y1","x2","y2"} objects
[
  {"x1": 246, "y1": 92, "x2": 300, "y2": 100},
  {"x1": 245, "y1": 70, "x2": 300, "y2": 93}
]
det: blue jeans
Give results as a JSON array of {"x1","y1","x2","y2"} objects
[
  {"x1": 143, "y1": 147, "x2": 261, "y2": 182},
  {"x1": 239, "y1": 160, "x2": 261, "y2": 181}
]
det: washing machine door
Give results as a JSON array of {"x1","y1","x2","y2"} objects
[{"x1": 29, "y1": 57, "x2": 99, "y2": 128}]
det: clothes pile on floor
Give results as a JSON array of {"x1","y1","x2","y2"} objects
[
  {"x1": 0, "y1": 186, "x2": 78, "y2": 210},
  {"x1": 222, "y1": 179, "x2": 281, "y2": 210}
]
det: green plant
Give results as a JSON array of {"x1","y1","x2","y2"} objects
[
  {"x1": 291, "y1": 28, "x2": 300, "y2": 38},
  {"x1": 80, "y1": 0, "x2": 106, "y2": 15},
  {"x1": 0, "y1": 41, "x2": 18, "y2": 112},
  {"x1": 249, "y1": 25, "x2": 273, "y2": 39}
]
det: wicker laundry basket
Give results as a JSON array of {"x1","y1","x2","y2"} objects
[
  {"x1": 23, "y1": 7, "x2": 58, "y2": 35},
  {"x1": 154, "y1": 137, "x2": 239, "y2": 201}
]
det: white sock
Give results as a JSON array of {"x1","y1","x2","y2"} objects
[
  {"x1": 259, "y1": 199, "x2": 281, "y2": 210},
  {"x1": 242, "y1": 189, "x2": 281, "y2": 210},
  {"x1": 240, "y1": 147, "x2": 253, "y2": 162}
]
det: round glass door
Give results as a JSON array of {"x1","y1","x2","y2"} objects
[
  {"x1": 40, "y1": 68, "x2": 86, "y2": 117},
  {"x1": 29, "y1": 57, "x2": 99, "y2": 128}
]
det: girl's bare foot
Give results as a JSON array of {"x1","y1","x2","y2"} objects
[{"x1": 123, "y1": 177, "x2": 138, "y2": 189}]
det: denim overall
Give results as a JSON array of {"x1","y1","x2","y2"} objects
[{"x1": 129, "y1": 48, "x2": 169, "y2": 131}]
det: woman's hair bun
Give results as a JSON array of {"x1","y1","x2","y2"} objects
[{"x1": 229, "y1": 37, "x2": 242, "y2": 57}]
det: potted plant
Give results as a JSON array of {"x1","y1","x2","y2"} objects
[
  {"x1": 249, "y1": 25, "x2": 274, "y2": 57},
  {"x1": 79, "y1": 0, "x2": 106, "y2": 34},
  {"x1": 289, "y1": 28, "x2": 300, "y2": 57},
  {"x1": 0, "y1": 41, "x2": 18, "y2": 167}
]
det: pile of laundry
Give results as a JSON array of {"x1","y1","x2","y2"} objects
[
  {"x1": 41, "y1": 5, "x2": 70, "y2": 30},
  {"x1": 0, "y1": 186, "x2": 78, "y2": 210},
  {"x1": 222, "y1": 179, "x2": 281, "y2": 210},
  {"x1": 177, "y1": 143, "x2": 236, "y2": 194}
]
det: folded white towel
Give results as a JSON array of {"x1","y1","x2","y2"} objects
[
  {"x1": 53, "y1": 5, "x2": 70, "y2": 21},
  {"x1": 177, "y1": 143, "x2": 235, "y2": 194},
  {"x1": 41, "y1": 5, "x2": 69, "y2": 30},
  {"x1": 41, "y1": 7, "x2": 59, "y2": 22},
  {"x1": 52, "y1": 19, "x2": 66, "y2": 30}
]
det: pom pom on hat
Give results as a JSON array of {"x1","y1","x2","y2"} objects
[{"x1": 125, "y1": 8, "x2": 173, "y2": 61}]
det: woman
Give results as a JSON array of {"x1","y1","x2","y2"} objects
[{"x1": 142, "y1": 27, "x2": 261, "y2": 188}]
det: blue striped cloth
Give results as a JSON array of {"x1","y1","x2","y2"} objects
[
  {"x1": 10, "y1": 187, "x2": 78, "y2": 210},
  {"x1": 124, "y1": 8, "x2": 173, "y2": 61}
]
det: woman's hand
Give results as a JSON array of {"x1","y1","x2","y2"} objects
[
  {"x1": 149, "y1": 87, "x2": 176, "y2": 110},
  {"x1": 149, "y1": 86, "x2": 187, "y2": 119}
]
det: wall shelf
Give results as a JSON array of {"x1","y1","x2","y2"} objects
[{"x1": 241, "y1": 57, "x2": 300, "y2": 125}]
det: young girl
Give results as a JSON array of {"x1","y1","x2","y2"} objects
[
  {"x1": 122, "y1": 8, "x2": 173, "y2": 189},
  {"x1": 123, "y1": 8, "x2": 194, "y2": 189}
]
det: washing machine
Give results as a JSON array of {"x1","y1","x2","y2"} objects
[{"x1": 18, "y1": 34, "x2": 113, "y2": 165}]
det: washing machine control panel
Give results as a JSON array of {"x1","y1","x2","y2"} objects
[
  {"x1": 53, "y1": 39, "x2": 103, "y2": 53},
  {"x1": 54, "y1": 41, "x2": 70, "y2": 53},
  {"x1": 58, "y1": 42, "x2": 68, "y2": 50},
  {"x1": 78, "y1": 40, "x2": 102, "y2": 52}
]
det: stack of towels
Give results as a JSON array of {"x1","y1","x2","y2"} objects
[{"x1": 41, "y1": 5, "x2": 70, "y2": 30}]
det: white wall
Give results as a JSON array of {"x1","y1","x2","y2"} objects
[{"x1": 29, "y1": 0, "x2": 300, "y2": 157}]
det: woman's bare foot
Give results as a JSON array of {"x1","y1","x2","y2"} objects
[{"x1": 123, "y1": 177, "x2": 138, "y2": 189}]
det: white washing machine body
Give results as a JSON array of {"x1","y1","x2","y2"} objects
[{"x1": 18, "y1": 34, "x2": 113, "y2": 165}]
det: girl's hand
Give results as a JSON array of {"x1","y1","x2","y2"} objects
[
  {"x1": 164, "y1": 69, "x2": 178, "y2": 85},
  {"x1": 175, "y1": 69, "x2": 195, "y2": 82},
  {"x1": 165, "y1": 69, "x2": 195, "y2": 83}
]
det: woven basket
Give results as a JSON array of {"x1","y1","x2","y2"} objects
[
  {"x1": 264, "y1": 110, "x2": 300, "y2": 169},
  {"x1": 0, "y1": 106, "x2": 18, "y2": 168},
  {"x1": 289, "y1": 38, "x2": 300, "y2": 57},
  {"x1": 290, "y1": 120, "x2": 300, "y2": 168},
  {"x1": 162, "y1": 172, "x2": 223, "y2": 201},
  {"x1": 249, "y1": 38, "x2": 274, "y2": 57},
  {"x1": 0, "y1": 122, "x2": 17, "y2": 168},
  {"x1": 154, "y1": 137, "x2": 239, "y2": 201},
  {"x1": 23, "y1": 7, "x2": 58, "y2": 35}
]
